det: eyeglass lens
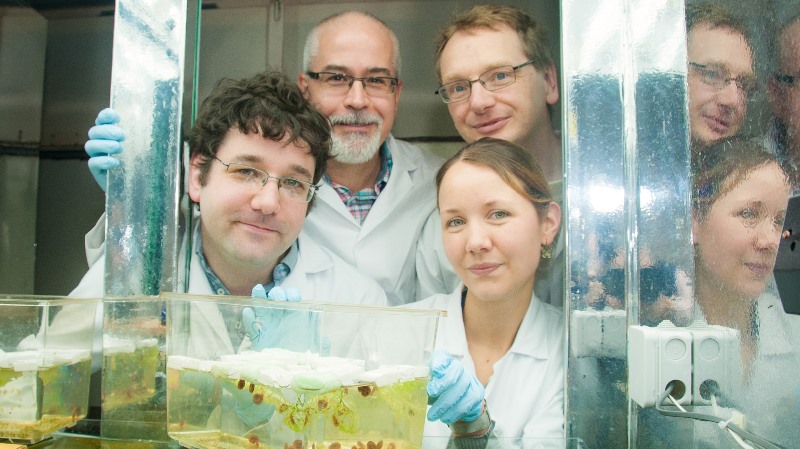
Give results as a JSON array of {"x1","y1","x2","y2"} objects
[
  {"x1": 217, "y1": 159, "x2": 315, "y2": 202},
  {"x1": 437, "y1": 65, "x2": 520, "y2": 103},
  {"x1": 311, "y1": 72, "x2": 397, "y2": 96}
]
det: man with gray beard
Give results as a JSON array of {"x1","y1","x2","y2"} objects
[{"x1": 296, "y1": 11, "x2": 444, "y2": 305}]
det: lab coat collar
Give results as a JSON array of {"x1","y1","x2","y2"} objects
[
  {"x1": 359, "y1": 135, "x2": 417, "y2": 235},
  {"x1": 441, "y1": 285, "x2": 553, "y2": 360},
  {"x1": 293, "y1": 232, "x2": 334, "y2": 275}
]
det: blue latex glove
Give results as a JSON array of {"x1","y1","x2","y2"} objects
[
  {"x1": 223, "y1": 374, "x2": 276, "y2": 430},
  {"x1": 228, "y1": 285, "x2": 302, "y2": 429},
  {"x1": 85, "y1": 108, "x2": 125, "y2": 192},
  {"x1": 426, "y1": 349, "x2": 485, "y2": 425},
  {"x1": 242, "y1": 284, "x2": 318, "y2": 352}
]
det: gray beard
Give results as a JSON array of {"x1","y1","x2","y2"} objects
[{"x1": 328, "y1": 112, "x2": 384, "y2": 164}]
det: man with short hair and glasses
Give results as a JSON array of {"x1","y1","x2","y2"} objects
[
  {"x1": 72, "y1": 71, "x2": 388, "y2": 308},
  {"x1": 416, "y1": 5, "x2": 565, "y2": 309},
  {"x1": 296, "y1": 11, "x2": 444, "y2": 306},
  {"x1": 767, "y1": 14, "x2": 800, "y2": 175},
  {"x1": 686, "y1": 3, "x2": 755, "y2": 149}
]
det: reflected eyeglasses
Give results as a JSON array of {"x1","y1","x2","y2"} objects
[{"x1": 689, "y1": 62, "x2": 758, "y2": 97}]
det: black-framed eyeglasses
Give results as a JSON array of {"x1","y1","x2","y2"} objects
[
  {"x1": 306, "y1": 71, "x2": 399, "y2": 96},
  {"x1": 213, "y1": 157, "x2": 318, "y2": 203},
  {"x1": 434, "y1": 60, "x2": 535, "y2": 103},
  {"x1": 774, "y1": 73, "x2": 799, "y2": 86},
  {"x1": 688, "y1": 62, "x2": 758, "y2": 97}
]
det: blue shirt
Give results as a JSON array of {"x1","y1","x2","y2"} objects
[{"x1": 195, "y1": 226, "x2": 299, "y2": 347}]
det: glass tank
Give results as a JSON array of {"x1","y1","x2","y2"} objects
[
  {"x1": 0, "y1": 295, "x2": 99, "y2": 443},
  {"x1": 164, "y1": 293, "x2": 444, "y2": 449}
]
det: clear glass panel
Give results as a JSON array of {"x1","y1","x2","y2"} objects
[
  {"x1": 565, "y1": 0, "x2": 800, "y2": 447},
  {"x1": 104, "y1": 0, "x2": 187, "y2": 296}
]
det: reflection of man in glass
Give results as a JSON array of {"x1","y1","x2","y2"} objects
[
  {"x1": 767, "y1": 14, "x2": 800, "y2": 173},
  {"x1": 686, "y1": 4, "x2": 756, "y2": 149}
]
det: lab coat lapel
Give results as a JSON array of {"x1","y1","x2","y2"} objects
[
  {"x1": 359, "y1": 136, "x2": 415, "y2": 237},
  {"x1": 317, "y1": 183, "x2": 358, "y2": 224}
]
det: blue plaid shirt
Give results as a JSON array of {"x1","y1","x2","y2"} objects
[{"x1": 325, "y1": 142, "x2": 393, "y2": 225}]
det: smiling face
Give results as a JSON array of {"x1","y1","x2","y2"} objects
[
  {"x1": 687, "y1": 23, "x2": 754, "y2": 148},
  {"x1": 437, "y1": 25, "x2": 558, "y2": 151},
  {"x1": 693, "y1": 162, "x2": 790, "y2": 302},
  {"x1": 438, "y1": 161, "x2": 560, "y2": 304},
  {"x1": 298, "y1": 13, "x2": 401, "y2": 165},
  {"x1": 188, "y1": 128, "x2": 314, "y2": 278}
]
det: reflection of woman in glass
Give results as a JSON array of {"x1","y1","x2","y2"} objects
[
  {"x1": 692, "y1": 139, "x2": 791, "y2": 364},
  {"x1": 692, "y1": 138, "x2": 800, "y2": 446},
  {"x1": 417, "y1": 137, "x2": 564, "y2": 442}
]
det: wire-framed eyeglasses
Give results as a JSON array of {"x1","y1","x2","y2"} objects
[
  {"x1": 435, "y1": 60, "x2": 535, "y2": 103},
  {"x1": 306, "y1": 71, "x2": 399, "y2": 96},
  {"x1": 688, "y1": 62, "x2": 758, "y2": 97},
  {"x1": 214, "y1": 157, "x2": 318, "y2": 203}
]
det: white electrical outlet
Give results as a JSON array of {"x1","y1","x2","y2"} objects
[
  {"x1": 629, "y1": 321, "x2": 693, "y2": 407},
  {"x1": 688, "y1": 320, "x2": 741, "y2": 406},
  {"x1": 571, "y1": 308, "x2": 627, "y2": 358}
]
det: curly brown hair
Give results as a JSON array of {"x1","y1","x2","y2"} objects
[{"x1": 189, "y1": 71, "x2": 331, "y2": 193}]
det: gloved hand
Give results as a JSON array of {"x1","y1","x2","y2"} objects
[
  {"x1": 223, "y1": 374, "x2": 276, "y2": 430},
  {"x1": 85, "y1": 108, "x2": 125, "y2": 192},
  {"x1": 251, "y1": 284, "x2": 302, "y2": 302},
  {"x1": 426, "y1": 349, "x2": 485, "y2": 425},
  {"x1": 243, "y1": 284, "x2": 318, "y2": 352}
]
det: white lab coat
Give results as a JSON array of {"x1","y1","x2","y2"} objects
[
  {"x1": 303, "y1": 134, "x2": 443, "y2": 306},
  {"x1": 409, "y1": 286, "x2": 565, "y2": 441},
  {"x1": 70, "y1": 217, "x2": 389, "y2": 360},
  {"x1": 415, "y1": 179, "x2": 566, "y2": 307}
]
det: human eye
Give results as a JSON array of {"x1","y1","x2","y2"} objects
[
  {"x1": 486, "y1": 67, "x2": 514, "y2": 84},
  {"x1": 446, "y1": 81, "x2": 469, "y2": 96},
  {"x1": 280, "y1": 177, "x2": 310, "y2": 194},
  {"x1": 446, "y1": 217, "x2": 466, "y2": 228},
  {"x1": 323, "y1": 73, "x2": 349, "y2": 85},
  {"x1": 703, "y1": 66, "x2": 725, "y2": 81},
  {"x1": 366, "y1": 77, "x2": 388, "y2": 86},
  {"x1": 229, "y1": 164, "x2": 261, "y2": 181},
  {"x1": 489, "y1": 210, "x2": 510, "y2": 220},
  {"x1": 737, "y1": 207, "x2": 760, "y2": 225}
]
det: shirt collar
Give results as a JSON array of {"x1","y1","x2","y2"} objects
[
  {"x1": 194, "y1": 224, "x2": 298, "y2": 295},
  {"x1": 323, "y1": 141, "x2": 393, "y2": 192}
]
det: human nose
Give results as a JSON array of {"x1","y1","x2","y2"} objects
[
  {"x1": 464, "y1": 223, "x2": 492, "y2": 253},
  {"x1": 250, "y1": 177, "x2": 282, "y2": 213},
  {"x1": 716, "y1": 79, "x2": 745, "y2": 108},
  {"x1": 468, "y1": 81, "x2": 496, "y2": 112},
  {"x1": 343, "y1": 79, "x2": 369, "y2": 109},
  {"x1": 753, "y1": 220, "x2": 782, "y2": 252}
]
